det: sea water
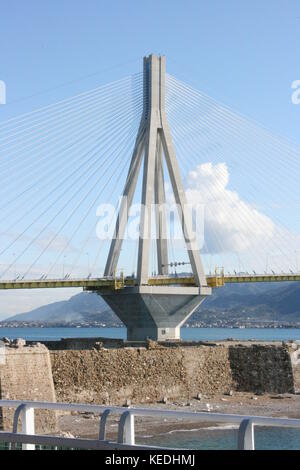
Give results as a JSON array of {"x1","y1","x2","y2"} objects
[
  {"x1": 137, "y1": 426, "x2": 300, "y2": 450},
  {"x1": 0, "y1": 326, "x2": 300, "y2": 342}
]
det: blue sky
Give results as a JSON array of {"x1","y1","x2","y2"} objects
[
  {"x1": 0, "y1": 0, "x2": 300, "y2": 318},
  {"x1": 1, "y1": 0, "x2": 300, "y2": 140}
]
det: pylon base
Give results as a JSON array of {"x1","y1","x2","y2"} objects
[{"x1": 98, "y1": 286, "x2": 211, "y2": 341}]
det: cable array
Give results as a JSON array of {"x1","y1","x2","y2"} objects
[
  {"x1": 0, "y1": 74, "x2": 143, "y2": 279},
  {"x1": 1, "y1": 69, "x2": 299, "y2": 280},
  {"x1": 165, "y1": 74, "x2": 300, "y2": 274}
]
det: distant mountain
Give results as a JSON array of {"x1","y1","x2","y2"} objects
[
  {"x1": 210, "y1": 281, "x2": 300, "y2": 315},
  {"x1": 189, "y1": 281, "x2": 300, "y2": 324},
  {"x1": 2, "y1": 282, "x2": 300, "y2": 326},
  {"x1": 5, "y1": 292, "x2": 122, "y2": 326}
]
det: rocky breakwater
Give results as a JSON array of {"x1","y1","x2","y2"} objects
[
  {"x1": 2, "y1": 338, "x2": 300, "y2": 420},
  {"x1": 50, "y1": 340, "x2": 300, "y2": 406},
  {"x1": 51, "y1": 342, "x2": 234, "y2": 405}
]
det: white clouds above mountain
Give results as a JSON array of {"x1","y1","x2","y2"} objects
[{"x1": 184, "y1": 162, "x2": 275, "y2": 253}]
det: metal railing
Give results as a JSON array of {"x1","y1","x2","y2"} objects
[{"x1": 1, "y1": 399, "x2": 300, "y2": 450}]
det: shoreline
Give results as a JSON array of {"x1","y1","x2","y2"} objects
[
  {"x1": 2, "y1": 324, "x2": 300, "y2": 329},
  {"x1": 59, "y1": 392, "x2": 300, "y2": 440},
  {"x1": 1, "y1": 326, "x2": 300, "y2": 345}
]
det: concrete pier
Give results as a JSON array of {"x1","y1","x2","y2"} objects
[{"x1": 101, "y1": 286, "x2": 210, "y2": 341}]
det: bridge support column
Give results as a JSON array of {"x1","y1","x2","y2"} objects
[
  {"x1": 101, "y1": 54, "x2": 211, "y2": 342},
  {"x1": 100, "y1": 286, "x2": 211, "y2": 342},
  {"x1": 154, "y1": 135, "x2": 168, "y2": 275}
]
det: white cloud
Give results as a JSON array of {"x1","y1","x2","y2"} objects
[
  {"x1": 0, "y1": 230, "x2": 77, "y2": 264},
  {"x1": 29, "y1": 230, "x2": 77, "y2": 254},
  {"x1": 184, "y1": 162, "x2": 275, "y2": 254}
]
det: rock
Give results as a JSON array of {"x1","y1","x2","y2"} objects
[
  {"x1": 94, "y1": 342, "x2": 103, "y2": 351},
  {"x1": 160, "y1": 396, "x2": 168, "y2": 404},
  {"x1": 60, "y1": 431, "x2": 75, "y2": 439},
  {"x1": 12, "y1": 338, "x2": 26, "y2": 348},
  {"x1": 147, "y1": 339, "x2": 159, "y2": 350},
  {"x1": 2, "y1": 337, "x2": 11, "y2": 345},
  {"x1": 196, "y1": 393, "x2": 202, "y2": 401},
  {"x1": 225, "y1": 390, "x2": 233, "y2": 396}
]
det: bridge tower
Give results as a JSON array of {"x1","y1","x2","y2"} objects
[{"x1": 100, "y1": 55, "x2": 211, "y2": 341}]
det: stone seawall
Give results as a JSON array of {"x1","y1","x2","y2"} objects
[
  {"x1": 229, "y1": 344, "x2": 296, "y2": 394},
  {"x1": 51, "y1": 344, "x2": 233, "y2": 404},
  {"x1": 50, "y1": 342, "x2": 300, "y2": 405},
  {"x1": 0, "y1": 342, "x2": 57, "y2": 432}
]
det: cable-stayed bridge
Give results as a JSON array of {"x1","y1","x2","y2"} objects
[{"x1": 0, "y1": 55, "x2": 299, "y2": 340}]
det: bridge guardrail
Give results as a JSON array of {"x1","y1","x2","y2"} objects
[{"x1": 1, "y1": 399, "x2": 300, "y2": 450}]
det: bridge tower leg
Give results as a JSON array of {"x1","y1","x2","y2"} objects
[
  {"x1": 154, "y1": 134, "x2": 168, "y2": 275},
  {"x1": 100, "y1": 55, "x2": 211, "y2": 342}
]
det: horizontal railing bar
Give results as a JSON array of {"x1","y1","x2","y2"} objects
[
  {"x1": 0, "y1": 400, "x2": 125, "y2": 414},
  {"x1": 0, "y1": 432, "x2": 158, "y2": 450},
  {"x1": 1, "y1": 400, "x2": 300, "y2": 429}
]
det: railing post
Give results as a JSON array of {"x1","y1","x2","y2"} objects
[
  {"x1": 21, "y1": 406, "x2": 35, "y2": 450},
  {"x1": 118, "y1": 411, "x2": 135, "y2": 446},
  {"x1": 125, "y1": 412, "x2": 135, "y2": 445},
  {"x1": 99, "y1": 409, "x2": 111, "y2": 441},
  {"x1": 238, "y1": 419, "x2": 255, "y2": 450}
]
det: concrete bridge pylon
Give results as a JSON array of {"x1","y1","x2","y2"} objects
[{"x1": 100, "y1": 55, "x2": 211, "y2": 341}]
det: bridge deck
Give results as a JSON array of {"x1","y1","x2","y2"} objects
[{"x1": 0, "y1": 273, "x2": 299, "y2": 290}]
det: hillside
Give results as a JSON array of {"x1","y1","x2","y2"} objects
[{"x1": 5, "y1": 292, "x2": 121, "y2": 326}]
